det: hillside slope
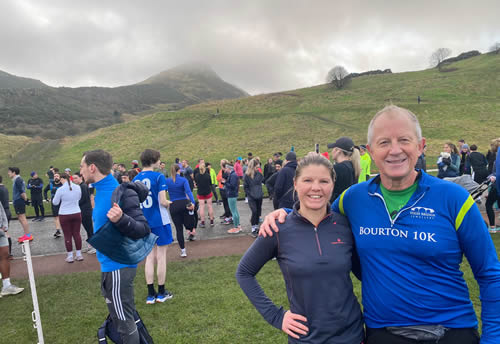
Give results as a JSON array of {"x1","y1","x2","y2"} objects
[
  {"x1": 0, "y1": 64, "x2": 247, "y2": 138},
  {"x1": 0, "y1": 70, "x2": 47, "y2": 89},
  {"x1": 3, "y1": 53, "x2": 499, "y2": 185}
]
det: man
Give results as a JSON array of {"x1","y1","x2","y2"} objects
[
  {"x1": 274, "y1": 152, "x2": 297, "y2": 209},
  {"x1": 131, "y1": 160, "x2": 141, "y2": 173},
  {"x1": 27, "y1": 171, "x2": 45, "y2": 221},
  {"x1": 133, "y1": 149, "x2": 173, "y2": 304},
  {"x1": 262, "y1": 105, "x2": 500, "y2": 344},
  {"x1": 7, "y1": 167, "x2": 32, "y2": 242},
  {"x1": 181, "y1": 160, "x2": 194, "y2": 191},
  {"x1": 158, "y1": 161, "x2": 168, "y2": 178},
  {"x1": 0, "y1": 205, "x2": 24, "y2": 297},
  {"x1": 80, "y1": 149, "x2": 150, "y2": 343},
  {"x1": 47, "y1": 172, "x2": 63, "y2": 238},
  {"x1": 358, "y1": 144, "x2": 372, "y2": 182},
  {"x1": 415, "y1": 144, "x2": 427, "y2": 172},
  {"x1": 112, "y1": 163, "x2": 121, "y2": 182}
]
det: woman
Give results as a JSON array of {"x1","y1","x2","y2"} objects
[
  {"x1": 437, "y1": 142, "x2": 461, "y2": 178},
  {"x1": 244, "y1": 159, "x2": 264, "y2": 237},
  {"x1": 328, "y1": 136, "x2": 361, "y2": 201},
  {"x1": 263, "y1": 158, "x2": 274, "y2": 182},
  {"x1": 194, "y1": 163, "x2": 214, "y2": 228},
  {"x1": 225, "y1": 164, "x2": 242, "y2": 234},
  {"x1": 133, "y1": 149, "x2": 173, "y2": 304},
  {"x1": 216, "y1": 159, "x2": 232, "y2": 224},
  {"x1": 486, "y1": 138, "x2": 500, "y2": 233},
  {"x1": 466, "y1": 144, "x2": 489, "y2": 184},
  {"x1": 236, "y1": 153, "x2": 364, "y2": 343},
  {"x1": 51, "y1": 172, "x2": 83, "y2": 263},
  {"x1": 166, "y1": 164, "x2": 196, "y2": 257}
]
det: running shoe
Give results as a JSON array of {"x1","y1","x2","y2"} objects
[
  {"x1": 87, "y1": 247, "x2": 97, "y2": 254},
  {"x1": 38, "y1": 217, "x2": 45, "y2": 222},
  {"x1": 53, "y1": 230, "x2": 61, "y2": 238},
  {"x1": 146, "y1": 295, "x2": 156, "y2": 304},
  {"x1": 188, "y1": 234, "x2": 195, "y2": 241},
  {"x1": 489, "y1": 227, "x2": 499, "y2": 234},
  {"x1": 227, "y1": 227, "x2": 242, "y2": 234},
  {"x1": 1, "y1": 284, "x2": 24, "y2": 296},
  {"x1": 180, "y1": 249, "x2": 187, "y2": 258},
  {"x1": 75, "y1": 255, "x2": 84, "y2": 261},
  {"x1": 65, "y1": 256, "x2": 74, "y2": 263},
  {"x1": 210, "y1": 219, "x2": 214, "y2": 227},
  {"x1": 199, "y1": 221, "x2": 205, "y2": 228},
  {"x1": 156, "y1": 291, "x2": 173, "y2": 303},
  {"x1": 17, "y1": 234, "x2": 33, "y2": 243},
  {"x1": 32, "y1": 217, "x2": 39, "y2": 222}
]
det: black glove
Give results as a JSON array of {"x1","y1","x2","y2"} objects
[
  {"x1": 25, "y1": 199, "x2": 31, "y2": 206},
  {"x1": 442, "y1": 157, "x2": 451, "y2": 166}
]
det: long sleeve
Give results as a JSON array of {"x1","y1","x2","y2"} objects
[
  {"x1": 496, "y1": 149, "x2": 500, "y2": 196},
  {"x1": 449, "y1": 155, "x2": 460, "y2": 173},
  {"x1": 52, "y1": 187, "x2": 62, "y2": 206},
  {"x1": 457, "y1": 199, "x2": 500, "y2": 344},
  {"x1": 236, "y1": 236, "x2": 286, "y2": 330},
  {"x1": 0, "y1": 206, "x2": 7, "y2": 230},
  {"x1": 183, "y1": 179, "x2": 195, "y2": 204}
]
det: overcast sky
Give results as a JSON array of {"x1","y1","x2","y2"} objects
[{"x1": 1, "y1": 1, "x2": 499, "y2": 94}]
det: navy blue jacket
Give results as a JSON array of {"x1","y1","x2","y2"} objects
[
  {"x1": 113, "y1": 181, "x2": 151, "y2": 240},
  {"x1": 225, "y1": 170, "x2": 240, "y2": 198},
  {"x1": 274, "y1": 160, "x2": 297, "y2": 209},
  {"x1": 236, "y1": 204, "x2": 363, "y2": 344}
]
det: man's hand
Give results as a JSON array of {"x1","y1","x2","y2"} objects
[
  {"x1": 258, "y1": 209, "x2": 287, "y2": 237},
  {"x1": 281, "y1": 310, "x2": 308, "y2": 339},
  {"x1": 107, "y1": 203, "x2": 123, "y2": 223}
]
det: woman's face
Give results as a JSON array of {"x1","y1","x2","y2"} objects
[
  {"x1": 443, "y1": 144, "x2": 451, "y2": 153},
  {"x1": 294, "y1": 164, "x2": 333, "y2": 212}
]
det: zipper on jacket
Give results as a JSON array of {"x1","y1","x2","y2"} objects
[
  {"x1": 369, "y1": 191, "x2": 426, "y2": 227},
  {"x1": 314, "y1": 227, "x2": 323, "y2": 256}
]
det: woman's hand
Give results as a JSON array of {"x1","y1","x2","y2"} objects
[
  {"x1": 258, "y1": 209, "x2": 288, "y2": 237},
  {"x1": 282, "y1": 310, "x2": 308, "y2": 339}
]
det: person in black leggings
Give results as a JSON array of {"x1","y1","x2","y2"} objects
[
  {"x1": 166, "y1": 164, "x2": 196, "y2": 257},
  {"x1": 72, "y1": 172, "x2": 95, "y2": 253}
]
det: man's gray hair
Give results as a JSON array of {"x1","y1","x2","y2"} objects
[{"x1": 367, "y1": 105, "x2": 422, "y2": 144}]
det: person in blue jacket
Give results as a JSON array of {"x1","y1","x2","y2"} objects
[
  {"x1": 237, "y1": 152, "x2": 364, "y2": 343},
  {"x1": 261, "y1": 105, "x2": 500, "y2": 344},
  {"x1": 80, "y1": 149, "x2": 151, "y2": 344}
]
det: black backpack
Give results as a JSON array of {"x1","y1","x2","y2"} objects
[{"x1": 97, "y1": 311, "x2": 154, "y2": 344}]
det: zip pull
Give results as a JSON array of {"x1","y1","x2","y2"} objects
[{"x1": 314, "y1": 227, "x2": 323, "y2": 256}]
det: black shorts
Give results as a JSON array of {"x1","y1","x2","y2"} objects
[
  {"x1": 52, "y1": 203, "x2": 60, "y2": 216},
  {"x1": 13, "y1": 199, "x2": 26, "y2": 215}
]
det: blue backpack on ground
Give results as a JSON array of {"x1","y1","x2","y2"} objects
[{"x1": 97, "y1": 310, "x2": 154, "y2": 343}]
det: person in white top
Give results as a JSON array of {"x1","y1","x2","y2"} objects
[{"x1": 52, "y1": 172, "x2": 82, "y2": 263}]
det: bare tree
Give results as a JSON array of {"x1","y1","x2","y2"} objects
[
  {"x1": 429, "y1": 48, "x2": 452, "y2": 69},
  {"x1": 489, "y1": 42, "x2": 500, "y2": 54},
  {"x1": 326, "y1": 65, "x2": 350, "y2": 89}
]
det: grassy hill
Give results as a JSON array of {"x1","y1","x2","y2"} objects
[
  {"x1": 2, "y1": 53, "x2": 499, "y2": 190},
  {"x1": 0, "y1": 64, "x2": 247, "y2": 138}
]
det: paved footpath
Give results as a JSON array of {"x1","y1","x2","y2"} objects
[
  {"x1": 8, "y1": 198, "x2": 277, "y2": 279},
  {"x1": 7, "y1": 197, "x2": 495, "y2": 280}
]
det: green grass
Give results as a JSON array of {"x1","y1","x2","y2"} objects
[
  {"x1": 1, "y1": 53, "x2": 499, "y2": 194},
  {"x1": 2, "y1": 234, "x2": 500, "y2": 343}
]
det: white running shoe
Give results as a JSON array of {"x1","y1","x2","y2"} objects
[{"x1": 1, "y1": 284, "x2": 24, "y2": 296}]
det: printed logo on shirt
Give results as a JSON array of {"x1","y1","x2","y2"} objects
[
  {"x1": 331, "y1": 238, "x2": 345, "y2": 245},
  {"x1": 410, "y1": 206, "x2": 436, "y2": 220}
]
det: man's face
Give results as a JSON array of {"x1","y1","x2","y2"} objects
[
  {"x1": 121, "y1": 175, "x2": 130, "y2": 183},
  {"x1": 275, "y1": 164, "x2": 282, "y2": 171},
  {"x1": 367, "y1": 111, "x2": 425, "y2": 189},
  {"x1": 119, "y1": 165, "x2": 126, "y2": 172},
  {"x1": 112, "y1": 163, "x2": 118, "y2": 170},
  {"x1": 160, "y1": 162, "x2": 165, "y2": 169},
  {"x1": 182, "y1": 160, "x2": 188, "y2": 167},
  {"x1": 80, "y1": 156, "x2": 95, "y2": 184},
  {"x1": 72, "y1": 174, "x2": 82, "y2": 184},
  {"x1": 7, "y1": 170, "x2": 15, "y2": 179},
  {"x1": 54, "y1": 173, "x2": 60, "y2": 182}
]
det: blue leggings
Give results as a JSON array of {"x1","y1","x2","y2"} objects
[{"x1": 228, "y1": 197, "x2": 240, "y2": 227}]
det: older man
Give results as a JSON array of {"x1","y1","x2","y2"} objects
[{"x1": 261, "y1": 105, "x2": 500, "y2": 344}]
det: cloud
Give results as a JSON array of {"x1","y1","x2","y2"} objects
[{"x1": 0, "y1": 0, "x2": 499, "y2": 94}]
